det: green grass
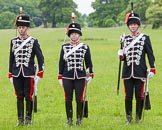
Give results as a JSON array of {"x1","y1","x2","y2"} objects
[{"x1": 0, "y1": 26, "x2": 162, "y2": 130}]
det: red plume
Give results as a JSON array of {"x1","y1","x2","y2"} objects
[
  {"x1": 15, "y1": 16, "x2": 19, "y2": 26},
  {"x1": 125, "y1": 13, "x2": 131, "y2": 24},
  {"x1": 66, "y1": 24, "x2": 70, "y2": 34}
]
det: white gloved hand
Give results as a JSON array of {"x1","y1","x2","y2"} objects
[
  {"x1": 86, "y1": 76, "x2": 92, "y2": 85},
  {"x1": 58, "y1": 79, "x2": 63, "y2": 86},
  {"x1": 9, "y1": 77, "x2": 13, "y2": 85},
  {"x1": 118, "y1": 49, "x2": 124, "y2": 56},
  {"x1": 34, "y1": 76, "x2": 40, "y2": 86},
  {"x1": 147, "y1": 72, "x2": 154, "y2": 80}
]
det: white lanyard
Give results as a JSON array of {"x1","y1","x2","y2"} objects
[
  {"x1": 124, "y1": 33, "x2": 144, "y2": 53},
  {"x1": 14, "y1": 36, "x2": 32, "y2": 55},
  {"x1": 64, "y1": 43, "x2": 83, "y2": 59}
]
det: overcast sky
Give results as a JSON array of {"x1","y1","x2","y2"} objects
[{"x1": 73, "y1": 0, "x2": 95, "y2": 15}]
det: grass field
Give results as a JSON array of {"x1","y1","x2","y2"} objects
[{"x1": 0, "y1": 27, "x2": 162, "y2": 130}]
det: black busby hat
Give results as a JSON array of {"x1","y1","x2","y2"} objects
[
  {"x1": 125, "y1": 12, "x2": 141, "y2": 26},
  {"x1": 16, "y1": 15, "x2": 30, "y2": 27},
  {"x1": 66, "y1": 23, "x2": 82, "y2": 37}
]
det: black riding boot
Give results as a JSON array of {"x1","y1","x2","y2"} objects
[
  {"x1": 25, "y1": 100, "x2": 33, "y2": 126},
  {"x1": 76, "y1": 102, "x2": 83, "y2": 126},
  {"x1": 16, "y1": 100, "x2": 24, "y2": 126},
  {"x1": 125, "y1": 100, "x2": 132, "y2": 125},
  {"x1": 136, "y1": 100, "x2": 144, "y2": 123},
  {"x1": 65, "y1": 101, "x2": 73, "y2": 127}
]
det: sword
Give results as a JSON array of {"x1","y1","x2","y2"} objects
[
  {"x1": 117, "y1": 34, "x2": 125, "y2": 95},
  {"x1": 33, "y1": 64, "x2": 39, "y2": 113},
  {"x1": 143, "y1": 70, "x2": 151, "y2": 120},
  {"x1": 83, "y1": 68, "x2": 90, "y2": 118},
  {"x1": 83, "y1": 82, "x2": 88, "y2": 118}
]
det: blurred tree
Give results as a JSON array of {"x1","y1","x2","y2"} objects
[
  {"x1": 0, "y1": 0, "x2": 42, "y2": 28},
  {"x1": 88, "y1": 0, "x2": 152, "y2": 27},
  {"x1": 38, "y1": 0, "x2": 82, "y2": 28},
  {"x1": 118, "y1": 0, "x2": 151, "y2": 25},
  {"x1": 0, "y1": 11, "x2": 16, "y2": 29},
  {"x1": 146, "y1": 0, "x2": 162, "y2": 29},
  {"x1": 0, "y1": 0, "x2": 161, "y2": 28},
  {"x1": 88, "y1": 0, "x2": 129, "y2": 27}
]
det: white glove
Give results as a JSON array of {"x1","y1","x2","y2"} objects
[
  {"x1": 9, "y1": 77, "x2": 13, "y2": 85},
  {"x1": 86, "y1": 77, "x2": 92, "y2": 85},
  {"x1": 147, "y1": 72, "x2": 154, "y2": 80},
  {"x1": 118, "y1": 49, "x2": 124, "y2": 56},
  {"x1": 34, "y1": 76, "x2": 40, "y2": 86},
  {"x1": 58, "y1": 79, "x2": 63, "y2": 86}
]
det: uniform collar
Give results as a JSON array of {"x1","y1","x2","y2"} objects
[
  {"x1": 19, "y1": 35, "x2": 30, "y2": 40},
  {"x1": 70, "y1": 41, "x2": 80, "y2": 45},
  {"x1": 130, "y1": 32, "x2": 140, "y2": 38}
]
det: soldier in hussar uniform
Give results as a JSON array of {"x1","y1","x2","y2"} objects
[
  {"x1": 8, "y1": 15, "x2": 44, "y2": 126},
  {"x1": 58, "y1": 23, "x2": 94, "y2": 126},
  {"x1": 118, "y1": 11, "x2": 156, "y2": 124}
]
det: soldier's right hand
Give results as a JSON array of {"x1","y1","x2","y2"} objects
[
  {"x1": 58, "y1": 75, "x2": 63, "y2": 86},
  {"x1": 58, "y1": 79, "x2": 63, "y2": 86},
  {"x1": 9, "y1": 77, "x2": 13, "y2": 85},
  {"x1": 8, "y1": 73, "x2": 13, "y2": 85},
  {"x1": 118, "y1": 49, "x2": 124, "y2": 56}
]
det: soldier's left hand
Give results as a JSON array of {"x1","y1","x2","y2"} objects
[
  {"x1": 34, "y1": 76, "x2": 40, "y2": 86},
  {"x1": 86, "y1": 76, "x2": 92, "y2": 85},
  {"x1": 147, "y1": 72, "x2": 154, "y2": 80}
]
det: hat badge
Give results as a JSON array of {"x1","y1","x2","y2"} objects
[
  {"x1": 19, "y1": 16, "x2": 22, "y2": 20},
  {"x1": 72, "y1": 24, "x2": 75, "y2": 27}
]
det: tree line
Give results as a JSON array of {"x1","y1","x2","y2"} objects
[{"x1": 0, "y1": 0, "x2": 161, "y2": 29}]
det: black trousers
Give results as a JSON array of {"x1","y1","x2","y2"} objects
[
  {"x1": 124, "y1": 78, "x2": 144, "y2": 119},
  {"x1": 124, "y1": 78, "x2": 144, "y2": 101},
  {"x1": 13, "y1": 75, "x2": 34, "y2": 102},
  {"x1": 13, "y1": 74, "x2": 34, "y2": 120},
  {"x1": 63, "y1": 78, "x2": 86, "y2": 102}
]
